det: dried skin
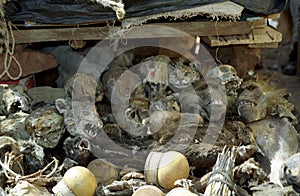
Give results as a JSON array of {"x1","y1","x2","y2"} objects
[
  {"x1": 55, "y1": 98, "x2": 78, "y2": 136},
  {"x1": 8, "y1": 180, "x2": 52, "y2": 196},
  {"x1": 248, "y1": 116, "x2": 299, "y2": 185},
  {"x1": 63, "y1": 136, "x2": 94, "y2": 166},
  {"x1": 0, "y1": 85, "x2": 31, "y2": 115},
  {"x1": 102, "y1": 65, "x2": 128, "y2": 102},
  {"x1": 280, "y1": 153, "x2": 300, "y2": 192},
  {"x1": 0, "y1": 112, "x2": 29, "y2": 141},
  {"x1": 25, "y1": 106, "x2": 65, "y2": 148},
  {"x1": 234, "y1": 158, "x2": 266, "y2": 186}
]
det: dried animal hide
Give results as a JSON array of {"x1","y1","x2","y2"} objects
[
  {"x1": 280, "y1": 153, "x2": 300, "y2": 193},
  {"x1": 248, "y1": 116, "x2": 299, "y2": 186},
  {"x1": 234, "y1": 158, "x2": 267, "y2": 186}
]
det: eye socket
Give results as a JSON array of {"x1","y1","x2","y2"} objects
[{"x1": 246, "y1": 85, "x2": 257, "y2": 91}]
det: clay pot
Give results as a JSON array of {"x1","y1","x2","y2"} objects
[
  {"x1": 132, "y1": 185, "x2": 165, "y2": 196},
  {"x1": 144, "y1": 151, "x2": 190, "y2": 190},
  {"x1": 166, "y1": 187, "x2": 198, "y2": 196},
  {"x1": 52, "y1": 166, "x2": 97, "y2": 196}
]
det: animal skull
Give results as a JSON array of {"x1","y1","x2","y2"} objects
[
  {"x1": 237, "y1": 81, "x2": 268, "y2": 123},
  {"x1": 206, "y1": 64, "x2": 242, "y2": 96}
]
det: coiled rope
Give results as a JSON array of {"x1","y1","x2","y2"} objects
[{"x1": 0, "y1": 0, "x2": 22, "y2": 80}]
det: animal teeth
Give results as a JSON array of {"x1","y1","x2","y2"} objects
[
  {"x1": 240, "y1": 100, "x2": 255, "y2": 107},
  {"x1": 211, "y1": 100, "x2": 223, "y2": 105}
]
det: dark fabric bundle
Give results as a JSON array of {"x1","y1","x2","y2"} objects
[{"x1": 5, "y1": 0, "x2": 287, "y2": 24}]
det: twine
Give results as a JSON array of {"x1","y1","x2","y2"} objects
[
  {"x1": 0, "y1": 0, "x2": 23, "y2": 81},
  {"x1": 1, "y1": 21, "x2": 23, "y2": 80},
  {"x1": 214, "y1": 20, "x2": 223, "y2": 66}
]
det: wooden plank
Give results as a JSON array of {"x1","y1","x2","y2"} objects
[
  {"x1": 12, "y1": 26, "x2": 115, "y2": 44},
  {"x1": 248, "y1": 42, "x2": 278, "y2": 48},
  {"x1": 155, "y1": 21, "x2": 252, "y2": 37},
  {"x1": 202, "y1": 26, "x2": 282, "y2": 47},
  {"x1": 12, "y1": 21, "x2": 252, "y2": 44}
]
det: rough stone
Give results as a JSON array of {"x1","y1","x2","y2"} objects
[{"x1": 27, "y1": 86, "x2": 66, "y2": 105}]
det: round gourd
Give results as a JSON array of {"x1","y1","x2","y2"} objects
[
  {"x1": 166, "y1": 187, "x2": 198, "y2": 196},
  {"x1": 52, "y1": 166, "x2": 97, "y2": 196},
  {"x1": 145, "y1": 151, "x2": 190, "y2": 190},
  {"x1": 133, "y1": 185, "x2": 165, "y2": 196}
]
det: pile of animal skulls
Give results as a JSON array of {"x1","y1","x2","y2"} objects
[{"x1": 0, "y1": 53, "x2": 299, "y2": 196}]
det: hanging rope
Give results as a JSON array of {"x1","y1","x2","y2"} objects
[
  {"x1": 1, "y1": 21, "x2": 23, "y2": 80},
  {"x1": 0, "y1": 1, "x2": 23, "y2": 80},
  {"x1": 214, "y1": 20, "x2": 223, "y2": 66},
  {"x1": 0, "y1": 0, "x2": 6, "y2": 54}
]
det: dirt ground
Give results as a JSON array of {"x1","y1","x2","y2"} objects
[
  {"x1": 260, "y1": 13, "x2": 300, "y2": 113},
  {"x1": 260, "y1": 49, "x2": 300, "y2": 112}
]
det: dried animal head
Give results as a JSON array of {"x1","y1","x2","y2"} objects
[
  {"x1": 237, "y1": 76, "x2": 295, "y2": 123},
  {"x1": 234, "y1": 158, "x2": 266, "y2": 186},
  {"x1": 136, "y1": 55, "x2": 171, "y2": 101},
  {"x1": 65, "y1": 73, "x2": 104, "y2": 102},
  {"x1": 0, "y1": 136, "x2": 19, "y2": 158},
  {"x1": 237, "y1": 81, "x2": 267, "y2": 123},
  {"x1": 145, "y1": 111, "x2": 203, "y2": 147},
  {"x1": 0, "y1": 85, "x2": 31, "y2": 115},
  {"x1": 193, "y1": 79, "x2": 227, "y2": 121},
  {"x1": 149, "y1": 94, "x2": 180, "y2": 114},
  {"x1": 102, "y1": 65, "x2": 128, "y2": 102},
  {"x1": 25, "y1": 106, "x2": 65, "y2": 148},
  {"x1": 206, "y1": 64, "x2": 242, "y2": 97},
  {"x1": 63, "y1": 136, "x2": 93, "y2": 166},
  {"x1": 0, "y1": 111, "x2": 29, "y2": 141},
  {"x1": 139, "y1": 55, "x2": 170, "y2": 85},
  {"x1": 145, "y1": 110, "x2": 181, "y2": 141},
  {"x1": 18, "y1": 139, "x2": 45, "y2": 174},
  {"x1": 112, "y1": 49, "x2": 135, "y2": 67},
  {"x1": 169, "y1": 58, "x2": 201, "y2": 89},
  {"x1": 55, "y1": 98, "x2": 78, "y2": 136}
]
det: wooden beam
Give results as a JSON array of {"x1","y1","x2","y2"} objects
[
  {"x1": 202, "y1": 26, "x2": 282, "y2": 47},
  {"x1": 248, "y1": 42, "x2": 278, "y2": 48},
  {"x1": 12, "y1": 21, "x2": 252, "y2": 44},
  {"x1": 12, "y1": 26, "x2": 114, "y2": 44},
  {"x1": 155, "y1": 21, "x2": 252, "y2": 37}
]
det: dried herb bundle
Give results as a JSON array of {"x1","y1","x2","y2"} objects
[{"x1": 204, "y1": 146, "x2": 237, "y2": 196}]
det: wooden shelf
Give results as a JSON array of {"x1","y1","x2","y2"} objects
[
  {"x1": 202, "y1": 26, "x2": 282, "y2": 48},
  {"x1": 12, "y1": 21, "x2": 252, "y2": 44}
]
